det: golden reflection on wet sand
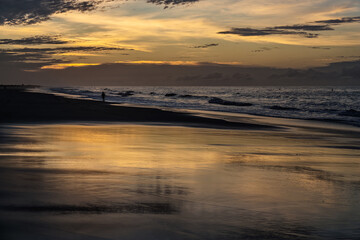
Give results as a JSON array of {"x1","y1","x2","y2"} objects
[{"x1": 0, "y1": 124, "x2": 359, "y2": 239}]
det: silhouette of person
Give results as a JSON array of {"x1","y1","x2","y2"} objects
[{"x1": 101, "y1": 91, "x2": 106, "y2": 102}]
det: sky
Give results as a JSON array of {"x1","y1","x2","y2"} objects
[{"x1": 0, "y1": 0, "x2": 360, "y2": 85}]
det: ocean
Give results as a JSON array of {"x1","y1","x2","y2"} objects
[{"x1": 47, "y1": 86, "x2": 360, "y2": 126}]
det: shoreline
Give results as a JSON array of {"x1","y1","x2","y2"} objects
[
  {"x1": 43, "y1": 86, "x2": 360, "y2": 129},
  {"x1": 0, "y1": 89, "x2": 276, "y2": 130},
  {"x1": 2, "y1": 88, "x2": 360, "y2": 136}
]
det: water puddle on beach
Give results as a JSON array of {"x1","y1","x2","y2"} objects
[{"x1": 0, "y1": 124, "x2": 359, "y2": 239}]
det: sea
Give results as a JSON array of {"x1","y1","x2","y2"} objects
[{"x1": 46, "y1": 86, "x2": 360, "y2": 126}]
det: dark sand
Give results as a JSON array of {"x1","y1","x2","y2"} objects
[{"x1": 0, "y1": 89, "x2": 274, "y2": 129}]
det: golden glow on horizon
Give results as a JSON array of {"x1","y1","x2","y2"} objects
[
  {"x1": 115, "y1": 60, "x2": 201, "y2": 65},
  {"x1": 38, "y1": 60, "x2": 245, "y2": 71},
  {"x1": 41, "y1": 63, "x2": 101, "y2": 70},
  {"x1": 114, "y1": 60, "x2": 244, "y2": 65},
  {"x1": 55, "y1": 52, "x2": 102, "y2": 57}
]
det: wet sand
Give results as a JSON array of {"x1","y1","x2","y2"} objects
[{"x1": 0, "y1": 89, "x2": 360, "y2": 239}]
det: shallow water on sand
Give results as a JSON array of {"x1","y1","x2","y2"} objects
[{"x1": 0, "y1": 124, "x2": 359, "y2": 239}]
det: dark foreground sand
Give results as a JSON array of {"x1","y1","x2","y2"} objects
[{"x1": 0, "y1": 89, "x2": 273, "y2": 129}]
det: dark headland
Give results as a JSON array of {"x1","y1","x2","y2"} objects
[{"x1": 0, "y1": 88, "x2": 273, "y2": 129}]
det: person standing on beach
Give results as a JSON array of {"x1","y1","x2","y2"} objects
[{"x1": 101, "y1": 91, "x2": 106, "y2": 102}]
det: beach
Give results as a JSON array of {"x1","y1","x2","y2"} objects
[
  {"x1": 0, "y1": 89, "x2": 360, "y2": 239},
  {"x1": 0, "y1": 89, "x2": 274, "y2": 129}
]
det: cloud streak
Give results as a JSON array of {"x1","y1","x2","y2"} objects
[
  {"x1": 314, "y1": 16, "x2": 360, "y2": 24},
  {"x1": 0, "y1": 50, "x2": 71, "y2": 70},
  {"x1": 273, "y1": 25, "x2": 333, "y2": 31},
  {"x1": 218, "y1": 16, "x2": 360, "y2": 39},
  {"x1": 251, "y1": 47, "x2": 275, "y2": 53},
  {"x1": 309, "y1": 46, "x2": 331, "y2": 50},
  {"x1": 0, "y1": 36, "x2": 68, "y2": 45},
  {"x1": 218, "y1": 28, "x2": 319, "y2": 38},
  {"x1": 147, "y1": 0, "x2": 199, "y2": 8},
  {"x1": 6, "y1": 46, "x2": 132, "y2": 54},
  {"x1": 191, "y1": 43, "x2": 219, "y2": 48},
  {"x1": 0, "y1": 45, "x2": 133, "y2": 70}
]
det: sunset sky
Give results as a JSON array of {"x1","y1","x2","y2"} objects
[{"x1": 1, "y1": 0, "x2": 360, "y2": 85}]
